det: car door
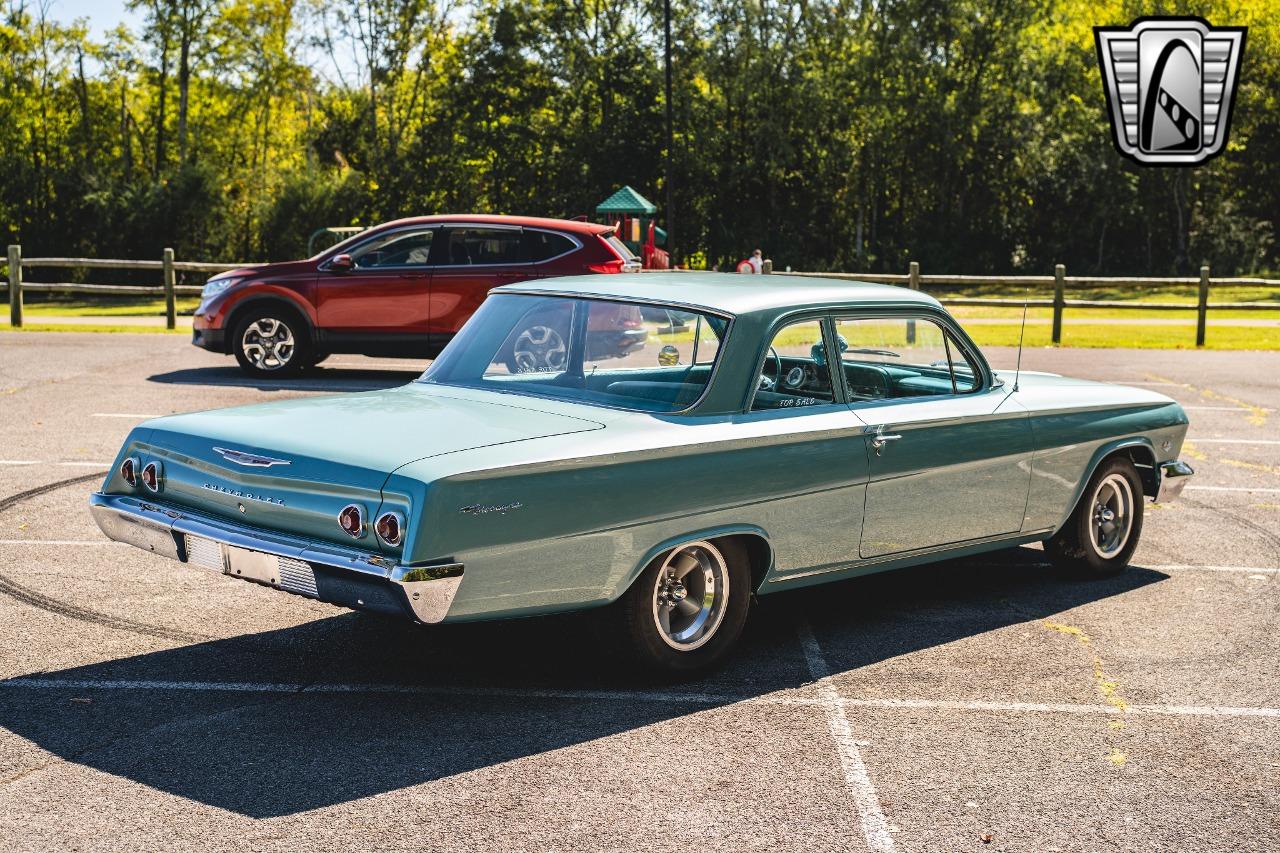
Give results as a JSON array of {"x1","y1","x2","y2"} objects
[
  {"x1": 427, "y1": 225, "x2": 531, "y2": 337},
  {"x1": 738, "y1": 316, "x2": 870, "y2": 575},
  {"x1": 314, "y1": 225, "x2": 436, "y2": 334},
  {"x1": 833, "y1": 314, "x2": 1034, "y2": 559}
]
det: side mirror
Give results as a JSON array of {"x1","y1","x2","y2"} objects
[{"x1": 329, "y1": 253, "x2": 354, "y2": 272}]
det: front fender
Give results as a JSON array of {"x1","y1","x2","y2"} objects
[{"x1": 1052, "y1": 436, "x2": 1157, "y2": 534}]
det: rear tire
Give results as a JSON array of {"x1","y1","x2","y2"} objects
[
  {"x1": 231, "y1": 305, "x2": 311, "y2": 377},
  {"x1": 617, "y1": 538, "x2": 751, "y2": 677},
  {"x1": 1046, "y1": 456, "x2": 1144, "y2": 577}
]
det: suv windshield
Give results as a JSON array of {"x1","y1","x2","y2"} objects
[{"x1": 421, "y1": 294, "x2": 729, "y2": 413}]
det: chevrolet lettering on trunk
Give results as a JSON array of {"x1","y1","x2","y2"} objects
[{"x1": 201, "y1": 483, "x2": 286, "y2": 505}]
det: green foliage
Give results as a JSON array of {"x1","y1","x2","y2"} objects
[{"x1": 1, "y1": 0, "x2": 1277, "y2": 275}]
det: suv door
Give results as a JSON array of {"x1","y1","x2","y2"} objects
[
  {"x1": 834, "y1": 314, "x2": 1033, "y2": 558},
  {"x1": 427, "y1": 225, "x2": 531, "y2": 336},
  {"x1": 314, "y1": 225, "x2": 436, "y2": 335}
]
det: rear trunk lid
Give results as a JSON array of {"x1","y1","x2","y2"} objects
[{"x1": 124, "y1": 384, "x2": 602, "y2": 547}]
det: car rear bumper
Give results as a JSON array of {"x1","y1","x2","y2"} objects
[
  {"x1": 1156, "y1": 460, "x2": 1195, "y2": 503},
  {"x1": 88, "y1": 492, "x2": 462, "y2": 624}
]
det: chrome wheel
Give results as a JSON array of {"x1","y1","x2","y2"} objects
[
  {"x1": 1089, "y1": 472, "x2": 1134, "y2": 558},
  {"x1": 512, "y1": 325, "x2": 566, "y2": 373},
  {"x1": 651, "y1": 541, "x2": 730, "y2": 652},
  {"x1": 240, "y1": 317, "x2": 296, "y2": 371}
]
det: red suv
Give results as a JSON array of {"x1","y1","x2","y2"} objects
[{"x1": 193, "y1": 215, "x2": 640, "y2": 376}]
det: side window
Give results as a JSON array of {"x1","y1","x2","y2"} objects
[
  {"x1": 524, "y1": 230, "x2": 577, "y2": 262},
  {"x1": 437, "y1": 228, "x2": 525, "y2": 266},
  {"x1": 750, "y1": 319, "x2": 835, "y2": 412},
  {"x1": 349, "y1": 228, "x2": 435, "y2": 268},
  {"x1": 832, "y1": 317, "x2": 979, "y2": 401}
]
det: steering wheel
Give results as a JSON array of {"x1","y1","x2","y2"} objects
[{"x1": 758, "y1": 346, "x2": 783, "y2": 391}]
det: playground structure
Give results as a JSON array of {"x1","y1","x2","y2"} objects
[{"x1": 595, "y1": 186, "x2": 670, "y2": 270}]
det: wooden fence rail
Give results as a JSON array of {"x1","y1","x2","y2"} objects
[
  {"x1": 3, "y1": 245, "x2": 256, "y2": 329},
  {"x1": 786, "y1": 262, "x2": 1279, "y2": 347},
  {"x1": 4, "y1": 246, "x2": 1277, "y2": 345}
]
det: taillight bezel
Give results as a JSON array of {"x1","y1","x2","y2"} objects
[
  {"x1": 375, "y1": 511, "x2": 404, "y2": 546},
  {"x1": 338, "y1": 503, "x2": 366, "y2": 539},
  {"x1": 120, "y1": 457, "x2": 140, "y2": 488},
  {"x1": 141, "y1": 461, "x2": 163, "y2": 493}
]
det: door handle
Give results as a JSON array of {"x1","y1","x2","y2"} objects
[{"x1": 869, "y1": 433, "x2": 902, "y2": 454}]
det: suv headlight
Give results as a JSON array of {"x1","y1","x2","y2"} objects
[{"x1": 201, "y1": 275, "x2": 241, "y2": 300}]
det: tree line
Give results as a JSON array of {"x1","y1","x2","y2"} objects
[{"x1": 1, "y1": 0, "x2": 1277, "y2": 275}]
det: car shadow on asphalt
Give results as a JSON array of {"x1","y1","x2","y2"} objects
[
  {"x1": 148, "y1": 365, "x2": 421, "y2": 393},
  {"x1": 0, "y1": 548, "x2": 1167, "y2": 818}
]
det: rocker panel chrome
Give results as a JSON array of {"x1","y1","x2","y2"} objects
[{"x1": 88, "y1": 492, "x2": 461, "y2": 623}]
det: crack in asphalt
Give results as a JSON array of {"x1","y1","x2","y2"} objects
[{"x1": 0, "y1": 472, "x2": 209, "y2": 644}]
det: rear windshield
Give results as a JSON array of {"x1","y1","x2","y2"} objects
[
  {"x1": 421, "y1": 294, "x2": 728, "y2": 413},
  {"x1": 605, "y1": 235, "x2": 639, "y2": 263}
]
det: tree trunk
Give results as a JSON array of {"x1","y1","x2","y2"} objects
[
  {"x1": 121, "y1": 82, "x2": 133, "y2": 180},
  {"x1": 177, "y1": 27, "x2": 191, "y2": 162},
  {"x1": 155, "y1": 26, "x2": 170, "y2": 177}
]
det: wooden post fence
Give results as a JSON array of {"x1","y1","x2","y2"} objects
[
  {"x1": 7, "y1": 245, "x2": 21, "y2": 328},
  {"x1": 1196, "y1": 265, "x2": 1210, "y2": 347},
  {"x1": 162, "y1": 248, "x2": 176, "y2": 330},
  {"x1": 1052, "y1": 263, "x2": 1065, "y2": 345},
  {"x1": 906, "y1": 260, "x2": 920, "y2": 343}
]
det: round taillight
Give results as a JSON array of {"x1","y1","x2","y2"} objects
[
  {"x1": 375, "y1": 512, "x2": 403, "y2": 546},
  {"x1": 338, "y1": 504, "x2": 364, "y2": 538},
  {"x1": 120, "y1": 457, "x2": 139, "y2": 487},
  {"x1": 141, "y1": 461, "x2": 162, "y2": 492}
]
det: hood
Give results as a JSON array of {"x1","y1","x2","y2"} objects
[
  {"x1": 997, "y1": 370, "x2": 1183, "y2": 411},
  {"x1": 113, "y1": 384, "x2": 603, "y2": 548}
]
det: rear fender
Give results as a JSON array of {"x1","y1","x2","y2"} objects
[{"x1": 617, "y1": 524, "x2": 774, "y2": 601}]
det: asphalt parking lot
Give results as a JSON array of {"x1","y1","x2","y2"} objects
[{"x1": 0, "y1": 331, "x2": 1277, "y2": 852}]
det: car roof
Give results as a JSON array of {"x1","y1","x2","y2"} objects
[
  {"x1": 499, "y1": 271, "x2": 943, "y2": 317},
  {"x1": 370, "y1": 214, "x2": 610, "y2": 236}
]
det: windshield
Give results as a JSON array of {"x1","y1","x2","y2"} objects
[{"x1": 421, "y1": 294, "x2": 729, "y2": 413}]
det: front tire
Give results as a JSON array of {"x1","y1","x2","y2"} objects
[
  {"x1": 232, "y1": 306, "x2": 311, "y2": 377},
  {"x1": 617, "y1": 538, "x2": 751, "y2": 676},
  {"x1": 1046, "y1": 456, "x2": 1144, "y2": 577}
]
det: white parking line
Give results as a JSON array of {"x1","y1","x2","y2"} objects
[
  {"x1": 4, "y1": 677, "x2": 1279, "y2": 722},
  {"x1": 0, "y1": 539, "x2": 118, "y2": 546},
  {"x1": 1188, "y1": 438, "x2": 1280, "y2": 445},
  {"x1": 835, "y1": 697, "x2": 1280, "y2": 718},
  {"x1": 797, "y1": 621, "x2": 896, "y2": 853},
  {"x1": 1144, "y1": 564, "x2": 1279, "y2": 574},
  {"x1": 1186, "y1": 485, "x2": 1280, "y2": 494},
  {"x1": 0, "y1": 460, "x2": 108, "y2": 467}
]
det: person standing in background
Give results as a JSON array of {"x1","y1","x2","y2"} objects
[{"x1": 747, "y1": 249, "x2": 764, "y2": 273}]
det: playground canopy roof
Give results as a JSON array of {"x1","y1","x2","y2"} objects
[{"x1": 595, "y1": 185, "x2": 657, "y2": 215}]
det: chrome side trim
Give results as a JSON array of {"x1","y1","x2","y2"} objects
[
  {"x1": 1155, "y1": 460, "x2": 1195, "y2": 503},
  {"x1": 88, "y1": 493, "x2": 462, "y2": 623},
  {"x1": 766, "y1": 527, "x2": 1055, "y2": 585}
]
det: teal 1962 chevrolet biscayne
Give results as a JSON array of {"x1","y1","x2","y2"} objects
[{"x1": 91, "y1": 272, "x2": 1194, "y2": 673}]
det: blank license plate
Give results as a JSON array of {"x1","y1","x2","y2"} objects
[{"x1": 224, "y1": 544, "x2": 280, "y2": 586}]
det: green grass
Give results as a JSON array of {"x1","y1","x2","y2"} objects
[
  {"x1": 961, "y1": 322, "x2": 1276, "y2": 350},
  {"x1": 0, "y1": 323, "x2": 187, "y2": 334},
  {"x1": 15, "y1": 296, "x2": 202, "y2": 316},
  {"x1": 3, "y1": 287, "x2": 1277, "y2": 348}
]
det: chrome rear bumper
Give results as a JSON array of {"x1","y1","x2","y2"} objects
[
  {"x1": 1156, "y1": 460, "x2": 1195, "y2": 503},
  {"x1": 89, "y1": 493, "x2": 462, "y2": 623}
]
